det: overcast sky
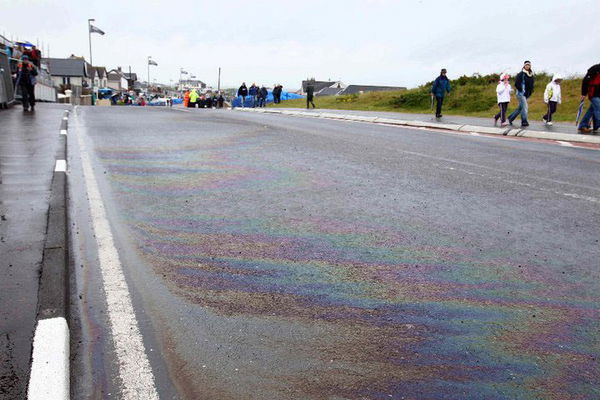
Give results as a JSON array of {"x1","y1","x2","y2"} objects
[{"x1": 2, "y1": 0, "x2": 599, "y2": 90}]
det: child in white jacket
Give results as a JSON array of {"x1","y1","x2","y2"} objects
[
  {"x1": 543, "y1": 74, "x2": 562, "y2": 126},
  {"x1": 494, "y1": 73, "x2": 512, "y2": 127}
]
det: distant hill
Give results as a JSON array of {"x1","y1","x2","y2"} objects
[{"x1": 272, "y1": 73, "x2": 584, "y2": 123}]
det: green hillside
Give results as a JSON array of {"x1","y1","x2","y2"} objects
[{"x1": 273, "y1": 73, "x2": 584, "y2": 123}]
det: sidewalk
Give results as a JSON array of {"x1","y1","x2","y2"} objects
[
  {"x1": 242, "y1": 107, "x2": 600, "y2": 144},
  {"x1": 278, "y1": 108, "x2": 582, "y2": 134},
  {"x1": 0, "y1": 103, "x2": 67, "y2": 398}
]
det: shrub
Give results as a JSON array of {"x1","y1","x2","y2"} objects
[{"x1": 336, "y1": 94, "x2": 359, "y2": 103}]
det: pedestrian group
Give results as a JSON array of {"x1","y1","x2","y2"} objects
[{"x1": 433, "y1": 61, "x2": 600, "y2": 134}]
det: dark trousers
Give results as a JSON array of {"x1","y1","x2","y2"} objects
[
  {"x1": 307, "y1": 96, "x2": 315, "y2": 109},
  {"x1": 258, "y1": 97, "x2": 265, "y2": 107},
  {"x1": 543, "y1": 101, "x2": 558, "y2": 122},
  {"x1": 435, "y1": 96, "x2": 444, "y2": 117},
  {"x1": 20, "y1": 84, "x2": 35, "y2": 109},
  {"x1": 495, "y1": 102, "x2": 509, "y2": 123}
]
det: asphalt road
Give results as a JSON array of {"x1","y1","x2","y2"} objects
[{"x1": 68, "y1": 106, "x2": 599, "y2": 400}]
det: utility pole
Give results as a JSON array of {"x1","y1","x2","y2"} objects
[
  {"x1": 148, "y1": 56, "x2": 151, "y2": 94},
  {"x1": 218, "y1": 67, "x2": 221, "y2": 92}
]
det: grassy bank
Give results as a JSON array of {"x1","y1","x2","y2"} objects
[{"x1": 272, "y1": 73, "x2": 584, "y2": 123}]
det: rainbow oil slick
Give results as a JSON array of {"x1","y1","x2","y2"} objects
[{"x1": 94, "y1": 128, "x2": 599, "y2": 400}]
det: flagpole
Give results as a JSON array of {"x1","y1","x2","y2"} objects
[
  {"x1": 88, "y1": 19, "x2": 94, "y2": 67},
  {"x1": 148, "y1": 56, "x2": 151, "y2": 95}
]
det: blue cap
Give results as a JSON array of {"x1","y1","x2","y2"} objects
[{"x1": 21, "y1": 55, "x2": 29, "y2": 60}]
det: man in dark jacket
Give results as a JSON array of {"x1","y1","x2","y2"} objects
[
  {"x1": 306, "y1": 83, "x2": 315, "y2": 109},
  {"x1": 248, "y1": 83, "x2": 258, "y2": 107},
  {"x1": 257, "y1": 86, "x2": 268, "y2": 107},
  {"x1": 508, "y1": 61, "x2": 535, "y2": 127},
  {"x1": 14, "y1": 55, "x2": 38, "y2": 112},
  {"x1": 578, "y1": 63, "x2": 600, "y2": 134},
  {"x1": 273, "y1": 84, "x2": 283, "y2": 103},
  {"x1": 237, "y1": 82, "x2": 248, "y2": 107},
  {"x1": 431, "y1": 69, "x2": 451, "y2": 118}
]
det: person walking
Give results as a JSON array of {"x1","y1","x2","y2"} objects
[
  {"x1": 257, "y1": 85, "x2": 268, "y2": 107},
  {"x1": 14, "y1": 55, "x2": 38, "y2": 112},
  {"x1": 431, "y1": 68, "x2": 451, "y2": 118},
  {"x1": 189, "y1": 89, "x2": 199, "y2": 108},
  {"x1": 542, "y1": 74, "x2": 562, "y2": 126},
  {"x1": 494, "y1": 73, "x2": 512, "y2": 128},
  {"x1": 577, "y1": 63, "x2": 600, "y2": 134},
  {"x1": 508, "y1": 61, "x2": 534, "y2": 127},
  {"x1": 237, "y1": 82, "x2": 248, "y2": 107},
  {"x1": 306, "y1": 82, "x2": 315, "y2": 109},
  {"x1": 273, "y1": 84, "x2": 283, "y2": 103},
  {"x1": 249, "y1": 83, "x2": 258, "y2": 107}
]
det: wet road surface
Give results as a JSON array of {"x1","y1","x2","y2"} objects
[
  {"x1": 69, "y1": 105, "x2": 599, "y2": 399},
  {"x1": 0, "y1": 104, "x2": 65, "y2": 399}
]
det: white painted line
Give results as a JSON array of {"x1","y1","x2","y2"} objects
[
  {"x1": 557, "y1": 140, "x2": 574, "y2": 147},
  {"x1": 60, "y1": 129, "x2": 67, "y2": 135},
  {"x1": 54, "y1": 160, "x2": 67, "y2": 172},
  {"x1": 75, "y1": 116, "x2": 159, "y2": 399},
  {"x1": 28, "y1": 317, "x2": 69, "y2": 400}
]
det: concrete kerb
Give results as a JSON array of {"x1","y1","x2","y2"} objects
[
  {"x1": 458, "y1": 124, "x2": 510, "y2": 136},
  {"x1": 234, "y1": 108, "x2": 600, "y2": 144},
  {"x1": 521, "y1": 129, "x2": 600, "y2": 144},
  {"x1": 28, "y1": 108, "x2": 71, "y2": 400}
]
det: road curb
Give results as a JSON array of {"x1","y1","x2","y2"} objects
[
  {"x1": 235, "y1": 108, "x2": 600, "y2": 144},
  {"x1": 28, "y1": 108, "x2": 71, "y2": 400}
]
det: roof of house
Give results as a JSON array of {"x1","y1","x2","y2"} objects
[
  {"x1": 302, "y1": 80, "x2": 336, "y2": 92},
  {"x1": 94, "y1": 66, "x2": 108, "y2": 79},
  {"x1": 316, "y1": 87, "x2": 344, "y2": 97},
  {"x1": 338, "y1": 85, "x2": 406, "y2": 95},
  {"x1": 107, "y1": 72, "x2": 123, "y2": 81},
  {"x1": 123, "y1": 72, "x2": 137, "y2": 81},
  {"x1": 43, "y1": 58, "x2": 89, "y2": 77}
]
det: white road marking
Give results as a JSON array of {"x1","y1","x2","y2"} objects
[
  {"x1": 74, "y1": 115, "x2": 160, "y2": 399},
  {"x1": 60, "y1": 129, "x2": 67, "y2": 135},
  {"x1": 28, "y1": 317, "x2": 69, "y2": 400},
  {"x1": 54, "y1": 159, "x2": 67, "y2": 172},
  {"x1": 557, "y1": 140, "x2": 574, "y2": 147}
]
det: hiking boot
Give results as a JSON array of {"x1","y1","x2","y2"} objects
[
  {"x1": 494, "y1": 116, "x2": 499, "y2": 126},
  {"x1": 546, "y1": 121, "x2": 553, "y2": 126},
  {"x1": 500, "y1": 122, "x2": 508, "y2": 127},
  {"x1": 578, "y1": 127, "x2": 592, "y2": 134},
  {"x1": 521, "y1": 122, "x2": 529, "y2": 127}
]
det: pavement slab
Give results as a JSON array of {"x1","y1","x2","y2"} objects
[{"x1": 0, "y1": 103, "x2": 65, "y2": 399}]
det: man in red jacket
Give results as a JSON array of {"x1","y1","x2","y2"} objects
[
  {"x1": 578, "y1": 63, "x2": 600, "y2": 134},
  {"x1": 14, "y1": 55, "x2": 38, "y2": 112}
]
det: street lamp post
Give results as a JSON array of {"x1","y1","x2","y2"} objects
[
  {"x1": 88, "y1": 18, "x2": 95, "y2": 105},
  {"x1": 148, "y1": 56, "x2": 151, "y2": 95}
]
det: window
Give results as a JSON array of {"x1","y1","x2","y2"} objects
[{"x1": 62, "y1": 77, "x2": 71, "y2": 85}]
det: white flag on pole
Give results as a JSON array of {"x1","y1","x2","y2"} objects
[
  {"x1": 148, "y1": 59, "x2": 158, "y2": 66},
  {"x1": 89, "y1": 24, "x2": 105, "y2": 35}
]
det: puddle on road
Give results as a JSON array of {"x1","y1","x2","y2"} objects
[{"x1": 94, "y1": 130, "x2": 599, "y2": 399}]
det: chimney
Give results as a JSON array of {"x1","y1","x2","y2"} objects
[{"x1": 118, "y1": 66, "x2": 122, "y2": 72}]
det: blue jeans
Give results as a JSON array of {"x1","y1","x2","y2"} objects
[
  {"x1": 508, "y1": 92, "x2": 528, "y2": 124},
  {"x1": 578, "y1": 97, "x2": 600, "y2": 130}
]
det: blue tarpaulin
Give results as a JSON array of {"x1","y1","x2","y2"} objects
[{"x1": 232, "y1": 90, "x2": 303, "y2": 107}]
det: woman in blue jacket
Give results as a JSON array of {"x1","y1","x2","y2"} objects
[{"x1": 431, "y1": 68, "x2": 451, "y2": 118}]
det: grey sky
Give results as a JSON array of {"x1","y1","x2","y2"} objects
[{"x1": 2, "y1": 0, "x2": 599, "y2": 90}]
